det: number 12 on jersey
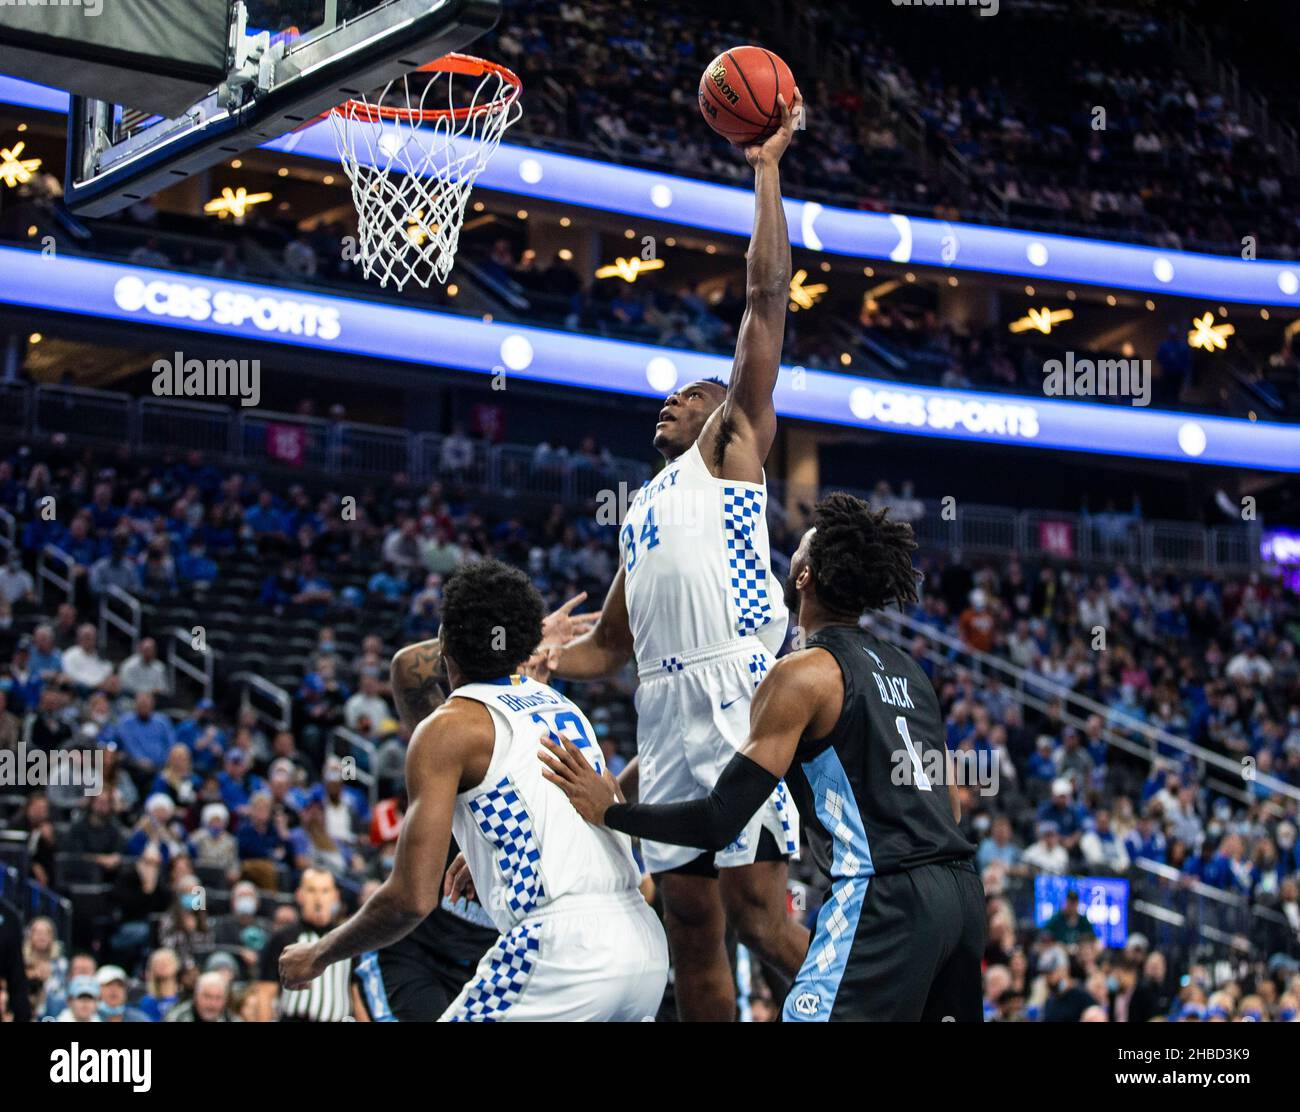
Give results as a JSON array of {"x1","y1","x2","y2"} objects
[{"x1": 621, "y1": 507, "x2": 661, "y2": 573}]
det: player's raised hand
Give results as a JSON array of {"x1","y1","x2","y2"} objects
[
  {"x1": 745, "y1": 87, "x2": 803, "y2": 168},
  {"x1": 538, "y1": 734, "x2": 621, "y2": 825},
  {"x1": 540, "y1": 591, "x2": 601, "y2": 648}
]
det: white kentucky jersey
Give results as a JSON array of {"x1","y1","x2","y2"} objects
[
  {"x1": 620, "y1": 440, "x2": 788, "y2": 666},
  {"x1": 449, "y1": 674, "x2": 642, "y2": 933}
]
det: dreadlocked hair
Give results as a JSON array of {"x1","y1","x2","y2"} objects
[{"x1": 808, "y1": 491, "x2": 919, "y2": 614}]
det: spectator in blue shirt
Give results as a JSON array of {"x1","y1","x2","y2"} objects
[
  {"x1": 1036, "y1": 779, "x2": 1087, "y2": 850},
  {"x1": 260, "y1": 562, "x2": 301, "y2": 611},
  {"x1": 236, "y1": 792, "x2": 292, "y2": 885},
  {"x1": 177, "y1": 538, "x2": 218, "y2": 587},
  {"x1": 28, "y1": 624, "x2": 63, "y2": 683},
  {"x1": 1124, "y1": 812, "x2": 1168, "y2": 866},
  {"x1": 63, "y1": 515, "x2": 105, "y2": 569},
  {"x1": 218, "y1": 747, "x2": 266, "y2": 814},
  {"x1": 175, "y1": 699, "x2": 227, "y2": 774},
  {"x1": 977, "y1": 814, "x2": 1024, "y2": 873},
  {"x1": 1026, "y1": 736, "x2": 1058, "y2": 789},
  {"x1": 110, "y1": 691, "x2": 177, "y2": 781},
  {"x1": 1, "y1": 639, "x2": 43, "y2": 713},
  {"x1": 367, "y1": 562, "x2": 408, "y2": 601},
  {"x1": 245, "y1": 491, "x2": 290, "y2": 545}
]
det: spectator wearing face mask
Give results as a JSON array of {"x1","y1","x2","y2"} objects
[
  {"x1": 159, "y1": 875, "x2": 215, "y2": 968},
  {"x1": 96, "y1": 966, "x2": 150, "y2": 1022},
  {"x1": 189, "y1": 803, "x2": 240, "y2": 884},
  {"x1": 214, "y1": 881, "x2": 272, "y2": 979},
  {"x1": 1038, "y1": 946, "x2": 1099, "y2": 1023}
]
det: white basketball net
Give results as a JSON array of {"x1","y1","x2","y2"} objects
[{"x1": 329, "y1": 58, "x2": 522, "y2": 290}]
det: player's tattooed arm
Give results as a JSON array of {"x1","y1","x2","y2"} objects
[
  {"x1": 281, "y1": 704, "x2": 485, "y2": 987},
  {"x1": 390, "y1": 639, "x2": 447, "y2": 734},
  {"x1": 698, "y1": 87, "x2": 803, "y2": 484}
]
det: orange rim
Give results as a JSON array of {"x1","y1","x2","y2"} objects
[{"x1": 331, "y1": 53, "x2": 522, "y2": 124}]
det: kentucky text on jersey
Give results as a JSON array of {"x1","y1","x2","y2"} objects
[{"x1": 628, "y1": 468, "x2": 681, "y2": 512}]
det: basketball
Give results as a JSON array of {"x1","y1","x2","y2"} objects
[{"x1": 698, "y1": 45, "x2": 797, "y2": 146}]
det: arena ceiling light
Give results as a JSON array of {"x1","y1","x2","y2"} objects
[
  {"x1": 2, "y1": 246, "x2": 1298, "y2": 474},
  {"x1": 1009, "y1": 308, "x2": 1074, "y2": 335},
  {"x1": 203, "y1": 186, "x2": 272, "y2": 220},
  {"x1": 1188, "y1": 312, "x2": 1235, "y2": 352},
  {"x1": 788, "y1": 268, "x2": 828, "y2": 311},
  {"x1": 0, "y1": 138, "x2": 39, "y2": 187},
  {"x1": 594, "y1": 257, "x2": 664, "y2": 283}
]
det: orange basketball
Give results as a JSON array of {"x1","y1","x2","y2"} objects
[{"x1": 698, "y1": 45, "x2": 797, "y2": 147}]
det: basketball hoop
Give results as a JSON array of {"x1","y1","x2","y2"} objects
[{"x1": 328, "y1": 53, "x2": 522, "y2": 291}]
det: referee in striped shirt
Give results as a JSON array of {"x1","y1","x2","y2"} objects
[{"x1": 257, "y1": 868, "x2": 363, "y2": 1022}]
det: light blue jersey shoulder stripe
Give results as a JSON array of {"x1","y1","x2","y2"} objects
[{"x1": 784, "y1": 747, "x2": 873, "y2": 1022}]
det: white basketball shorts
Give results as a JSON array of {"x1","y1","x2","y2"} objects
[
  {"x1": 633, "y1": 636, "x2": 800, "y2": 875},
  {"x1": 440, "y1": 891, "x2": 668, "y2": 1022}
]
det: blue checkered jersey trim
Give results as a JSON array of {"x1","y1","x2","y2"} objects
[{"x1": 467, "y1": 775, "x2": 545, "y2": 918}]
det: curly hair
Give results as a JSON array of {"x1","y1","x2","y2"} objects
[
  {"x1": 808, "y1": 491, "x2": 919, "y2": 614},
  {"x1": 439, "y1": 560, "x2": 544, "y2": 683}
]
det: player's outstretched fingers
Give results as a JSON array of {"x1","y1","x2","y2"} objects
[
  {"x1": 556, "y1": 591, "x2": 587, "y2": 616},
  {"x1": 558, "y1": 734, "x2": 589, "y2": 769},
  {"x1": 538, "y1": 737, "x2": 574, "y2": 784}
]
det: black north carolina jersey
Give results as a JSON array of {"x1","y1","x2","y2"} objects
[
  {"x1": 787, "y1": 624, "x2": 975, "y2": 879},
  {"x1": 781, "y1": 624, "x2": 984, "y2": 1022}
]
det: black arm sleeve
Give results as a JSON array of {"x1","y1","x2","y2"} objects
[{"x1": 603, "y1": 752, "x2": 779, "y2": 852}]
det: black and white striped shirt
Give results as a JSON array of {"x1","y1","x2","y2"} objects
[{"x1": 262, "y1": 925, "x2": 355, "y2": 1023}]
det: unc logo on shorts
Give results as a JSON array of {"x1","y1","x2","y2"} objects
[{"x1": 793, "y1": 992, "x2": 820, "y2": 1017}]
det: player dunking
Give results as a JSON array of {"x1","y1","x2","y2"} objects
[
  {"x1": 280, "y1": 560, "x2": 668, "y2": 1021},
  {"x1": 541, "y1": 494, "x2": 987, "y2": 1021},
  {"x1": 532, "y1": 90, "x2": 809, "y2": 1020}
]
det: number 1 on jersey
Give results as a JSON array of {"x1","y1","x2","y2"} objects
[{"x1": 895, "y1": 716, "x2": 933, "y2": 791}]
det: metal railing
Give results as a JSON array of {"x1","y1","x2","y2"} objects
[
  {"x1": 36, "y1": 544, "x2": 75, "y2": 607},
  {"x1": 868, "y1": 608, "x2": 1300, "y2": 810},
  {"x1": 330, "y1": 726, "x2": 379, "y2": 808},
  {"x1": 1130, "y1": 857, "x2": 1256, "y2": 958},
  {"x1": 167, "y1": 625, "x2": 214, "y2": 703},
  {"x1": 231, "y1": 671, "x2": 292, "y2": 733},
  {"x1": 99, "y1": 584, "x2": 141, "y2": 649},
  {"x1": 0, "y1": 506, "x2": 14, "y2": 560},
  {"x1": 1, "y1": 381, "x2": 653, "y2": 506},
  {"x1": 775, "y1": 481, "x2": 1262, "y2": 576}
]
